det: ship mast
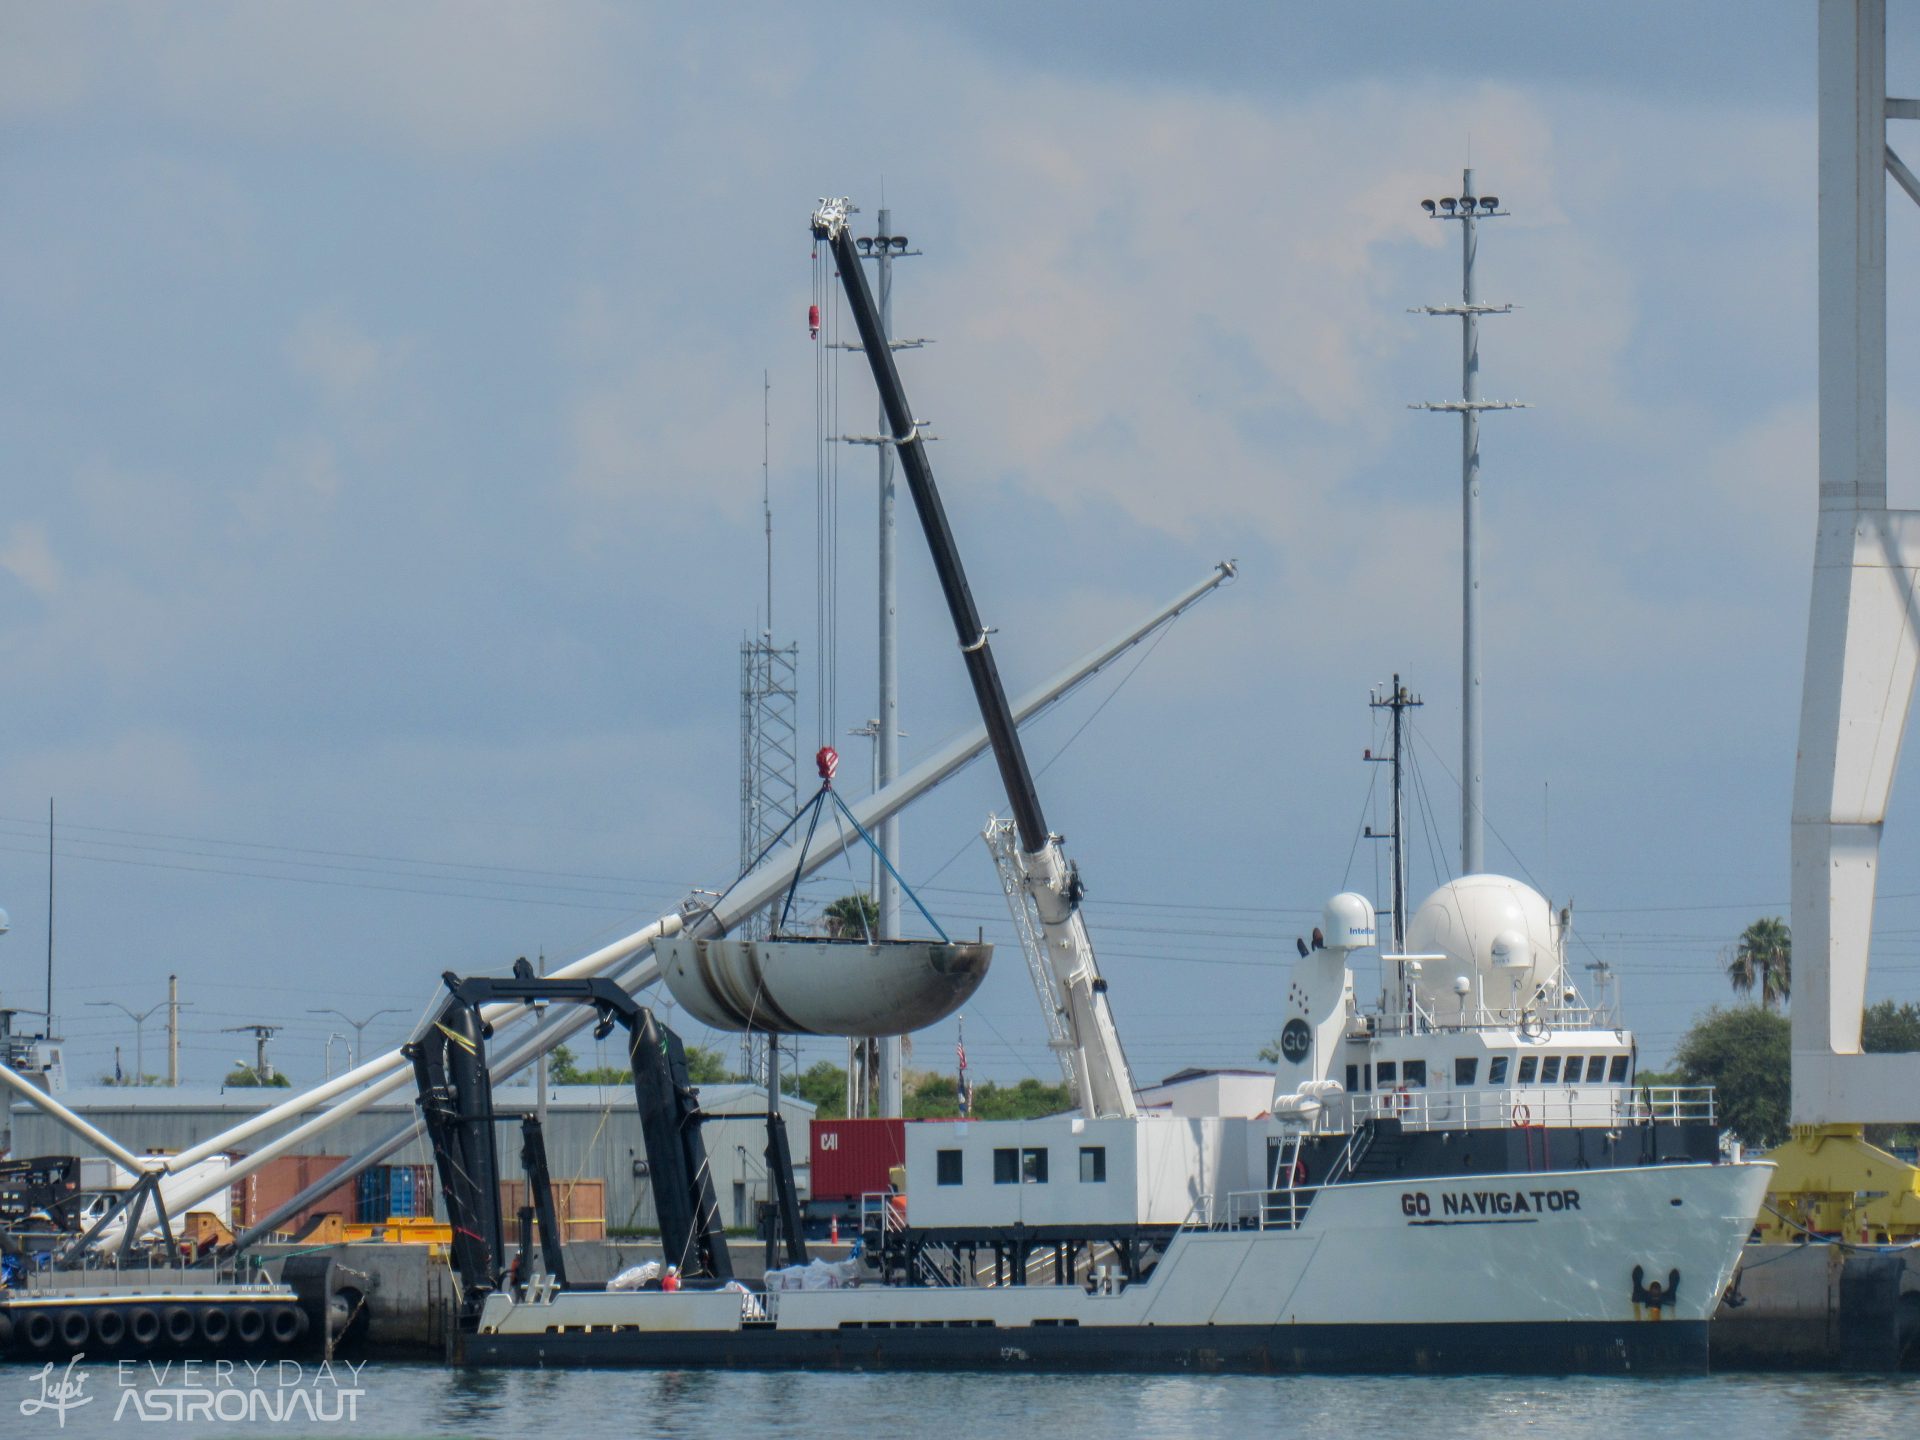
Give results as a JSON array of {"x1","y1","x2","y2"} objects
[{"x1": 1366, "y1": 676, "x2": 1423, "y2": 962}]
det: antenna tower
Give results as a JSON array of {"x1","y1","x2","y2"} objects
[
  {"x1": 740, "y1": 376, "x2": 800, "y2": 1086},
  {"x1": 1411, "y1": 171, "x2": 1528, "y2": 877},
  {"x1": 1365, "y1": 676, "x2": 1423, "y2": 953}
]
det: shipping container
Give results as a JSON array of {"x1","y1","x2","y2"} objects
[
  {"x1": 231, "y1": 1153, "x2": 356, "y2": 1235},
  {"x1": 499, "y1": 1179, "x2": 605, "y2": 1242},
  {"x1": 809, "y1": 1118, "x2": 906, "y2": 1202},
  {"x1": 354, "y1": 1163, "x2": 435, "y2": 1222}
]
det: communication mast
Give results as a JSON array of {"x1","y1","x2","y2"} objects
[
  {"x1": 1411, "y1": 171, "x2": 1527, "y2": 877},
  {"x1": 1365, "y1": 676, "x2": 1423, "y2": 954},
  {"x1": 740, "y1": 373, "x2": 800, "y2": 1087}
]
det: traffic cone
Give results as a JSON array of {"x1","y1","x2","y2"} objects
[{"x1": 830, "y1": 1216, "x2": 840, "y2": 1245}]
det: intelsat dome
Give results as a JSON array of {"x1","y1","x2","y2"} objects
[{"x1": 1402, "y1": 874, "x2": 1560, "y2": 1016}]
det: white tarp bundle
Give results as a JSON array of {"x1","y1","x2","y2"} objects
[
  {"x1": 764, "y1": 1256, "x2": 862, "y2": 1291},
  {"x1": 606, "y1": 1260, "x2": 662, "y2": 1291}
]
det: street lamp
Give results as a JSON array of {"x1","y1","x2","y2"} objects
[
  {"x1": 308, "y1": 1008, "x2": 404, "y2": 1068},
  {"x1": 88, "y1": 999, "x2": 165, "y2": 1086}
]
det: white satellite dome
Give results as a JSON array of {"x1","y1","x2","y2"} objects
[
  {"x1": 1403, "y1": 874, "x2": 1559, "y2": 1014},
  {"x1": 1320, "y1": 892, "x2": 1377, "y2": 952}
]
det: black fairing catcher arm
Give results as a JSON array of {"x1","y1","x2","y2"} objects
[{"x1": 407, "y1": 965, "x2": 735, "y2": 1313}]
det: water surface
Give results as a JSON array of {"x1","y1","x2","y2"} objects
[{"x1": 5, "y1": 1361, "x2": 1914, "y2": 1438}]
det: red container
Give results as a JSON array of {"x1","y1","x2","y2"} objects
[
  {"x1": 232, "y1": 1154, "x2": 358, "y2": 1233},
  {"x1": 809, "y1": 1118, "x2": 906, "y2": 1201}
]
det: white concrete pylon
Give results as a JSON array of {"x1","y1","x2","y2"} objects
[{"x1": 1793, "y1": 0, "x2": 1920, "y2": 1123}]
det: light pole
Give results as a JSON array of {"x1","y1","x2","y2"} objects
[
  {"x1": 89, "y1": 999, "x2": 165, "y2": 1086},
  {"x1": 323, "y1": 1033, "x2": 349, "y2": 1080},
  {"x1": 308, "y1": 1008, "x2": 404, "y2": 1069},
  {"x1": 1413, "y1": 174, "x2": 1526, "y2": 876}
]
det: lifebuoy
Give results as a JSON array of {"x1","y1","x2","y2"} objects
[
  {"x1": 1391, "y1": 1084, "x2": 1412, "y2": 1114},
  {"x1": 1513, "y1": 1102, "x2": 1532, "y2": 1127}
]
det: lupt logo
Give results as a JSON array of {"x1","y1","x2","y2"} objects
[{"x1": 1278, "y1": 1019, "x2": 1312, "y2": 1063}]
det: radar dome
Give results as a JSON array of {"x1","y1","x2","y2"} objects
[
  {"x1": 1321, "y1": 893, "x2": 1377, "y2": 952},
  {"x1": 1403, "y1": 875, "x2": 1559, "y2": 1015}
]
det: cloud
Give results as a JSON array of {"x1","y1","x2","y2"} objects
[
  {"x1": 5, "y1": 1, "x2": 635, "y2": 154},
  {"x1": 0, "y1": 523, "x2": 62, "y2": 600},
  {"x1": 286, "y1": 312, "x2": 406, "y2": 408}
]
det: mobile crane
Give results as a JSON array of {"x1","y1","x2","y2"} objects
[{"x1": 812, "y1": 197, "x2": 1148, "y2": 1119}]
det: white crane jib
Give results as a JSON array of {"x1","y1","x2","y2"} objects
[
  {"x1": 814, "y1": 195, "x2": 1208, "y2": 1120},
  {"x1": 10, "y1": 561, "x2": 1235, "y2": 1233}
]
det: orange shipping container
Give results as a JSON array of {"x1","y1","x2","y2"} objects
[
  {"x1": 231, "y1": 1154, "x2": 357, "y2": 1235},
  {"x1": 499, "y1": 1179, "x2": 605, "y2": 1242}
]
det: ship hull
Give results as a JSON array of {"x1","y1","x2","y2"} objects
[
  {"x1": 459, "y1": 1317, "x2": 1706, "y2": 1375},
  {"x1": 458, "y1": 1161, "x2": 1767, "y2": 1377}
]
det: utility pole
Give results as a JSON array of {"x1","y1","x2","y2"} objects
[
  {"x1": 224, "y1": 1024, "x2": 283, "y2": 1082},
  {"x1": 535, "y1": 951, "x2": 549, "y2": 1135},
  {"x1": 45, "y1": 798, "x2": 54, "y2": 1044},
  {"x1": 89, "y1": 998, "x2": 167, "y2": 1085},
  {"x1": 308, "y1": 1007, "x2": 403, "y2": 1068},
  {"x1": 837, "y1": 208, "x2": 925, "y2": 1117},
  {"x1": 1366, "y1": 676, "x2": 1424, "y2": 953},
  {"x1": 1412, "y1": 174, "x2": 1526, "y2": 877},
  {"x1": 167, "y1": 974, "x2": 180, "y2": 1086}
]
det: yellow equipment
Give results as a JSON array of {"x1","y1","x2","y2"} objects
[{"x1": 1758, "y1": 1125, "x2": 1920, "y2": 1244}]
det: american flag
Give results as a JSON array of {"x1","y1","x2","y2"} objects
[{"x1": 956, "y1": 1020, "x2": 971, "y2": 1118}]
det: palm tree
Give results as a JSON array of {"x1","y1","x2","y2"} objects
[
  {"x1": 823, "y1": 893, "x2": 879, "y2": 940},
  {"x1": 1727, "y1": 917, "x2": 1791, "y2": 1010}
]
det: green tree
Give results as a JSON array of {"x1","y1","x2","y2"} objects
[
  {"x1": 684, "y1": 1045, "x2": 739, "y2": 1085},
  {"x1": 1862, "y1": 1000, "x2": 1920, "y2": 1149},
  {"x1": 224, "y1": 1065, "x2": 291, "y2": 1088},
  {"x1": 1727, "y1": 916, "x2": 1791, "y2": 1011},
  {"x1": 791, "y1": 1060, "x2": 848, "y2": 1119},
  {"x1": 1671, "y1": 1005, "x2": 1791, "y2": 1148},
  {"x1": 905, "y1": 1071, "x2": 1072, "y2": 1120},
  {"x1": 1863, "y1": 999, "x2": 1920, "y2": 1053},
  {"x1": 822, "y1": 893, "x2": 879, "y2": 939},
  {"x1": 548, "y1": 1043, "x2": 630, "y2": 1086},
  {"x1": 547, "y1": 1042, "x2": 735, "y2": 1086}
]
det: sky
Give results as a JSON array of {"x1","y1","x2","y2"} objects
[{"x1": 0, "y1": 1, "x2": 1916, "y2": 1092}]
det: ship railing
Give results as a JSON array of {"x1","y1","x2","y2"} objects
[
  {"x1": 1368, "y1": 1000, "x2": 1621, "y2": 1036},
  {"x1": 1180, "y1": 1193, "x2": 1215, "y2": 1230},
  {"x1": 1620, "y1": 1085, "x2": 1716, "y2": 1125},
  {"x1": 1351, "y1": 1084, "x2": 1716, "y2": 1132},
  {"x1": 858, "y1": 1190, "x2": 953, "y2": 1288},
  {"x1": 1223, "y1": 1188, "x2": 1317, "y2": 1231},
  {"x1": 2, "y1": 1241, "x2": 279, "y2": 1295}
]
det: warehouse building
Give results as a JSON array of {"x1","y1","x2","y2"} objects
[{"x1": 9, "y1": 1081, "x2": 813, "y2": 1237}]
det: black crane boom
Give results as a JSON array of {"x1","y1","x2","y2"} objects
[{"x1": 813, "y1": 200, "x2": 1049, "y2": 855}]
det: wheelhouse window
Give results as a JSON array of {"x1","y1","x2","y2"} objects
[
  {"x1": 1022, "y1": 1148, "x2": 1049, "y2": 1184},
  {"x1": 1376, "y1": 1061, "x2": 1398, "y2": 1087},
  {"x1": 993, "y1": 1148, "x2": 1018, "y2": 1184},
  {"x1": 1488, "y1": 1056, "x2": 1509, "y2": 1085},
  {"x1": 1403, "y1": 1060, "x2": 1428, "y2": 1087},
  {"x1": 1079, "y1": 1147, "x2": 1106, "y2": 1183},
  {"x1": 1517, "y1": 1056, "x2": 1538, "y2": 1084},
  {"x1": 1609, "y1": 1055, "x2": 1631, "y2": 1084},
  {"x1": 1585, "y1": 1055, "x2": 1608, "y2": 1084},
  {"x1": 937, "y1": 1150, "x2": 963, "y2": 1186},
  {"x1": 1454, "y1": 1057, "x2": 1478, "y2": 1086},
  {"x1": 1541, "y1": 1056, "x2": 1562, "y2": 1084}
]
